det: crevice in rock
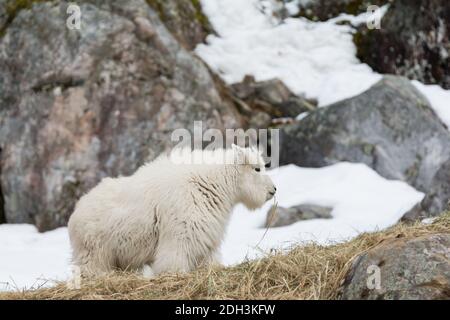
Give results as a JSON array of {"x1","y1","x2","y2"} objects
[{"x1": 31, "y1": 76, "x2": 85, "y2": 93}]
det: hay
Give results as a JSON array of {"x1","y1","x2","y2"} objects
[{"x1": 1, "y1": 213, "x2": 449, "y2": 300}]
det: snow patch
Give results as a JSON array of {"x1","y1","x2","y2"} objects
[
  {"x1": 0, "y1": 225, "x2": 70, "y2": 291},
  {"x1": 412, "y1": 80, "x2": 450, "y2": 129},
  {"x1": 196, "y1": 0, "x2": 382, "y2": 106}
]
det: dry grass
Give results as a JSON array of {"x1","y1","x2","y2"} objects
[{"x1": 1, "y1": 213, "x2": 449, "y2": 300}]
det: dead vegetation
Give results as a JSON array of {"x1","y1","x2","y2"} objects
[{"x1": 1, "y1": 213, "x2": 449, "y2": 300}]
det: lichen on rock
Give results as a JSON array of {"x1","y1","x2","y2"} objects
[{"x1": 340, "y1": 233, "x2": 450, "y2": 299}]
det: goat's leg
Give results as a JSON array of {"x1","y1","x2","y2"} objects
[{"x1": 150, "y1": 240, "x2": 192, "y2": 275}]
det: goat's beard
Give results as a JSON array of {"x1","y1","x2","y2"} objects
[{"x1": 240, "y1": 193, "x2": 267, "y2": 211}]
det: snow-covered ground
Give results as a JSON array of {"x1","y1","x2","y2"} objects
[
  {"x1": 0, "y1": 163, "x2": 423, "y2": 291},
  {"x1": 412, "y1": 81, "x2": 450, "y2": 128},
  {"x1": 196, "y1": 0, "x2": 450, "y2": 124},
  {"x1": 0, "y1": 225, "x2": 71, "y2": 291}
]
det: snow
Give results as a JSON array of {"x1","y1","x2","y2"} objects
[
  {"x1": 196, "y1": 0, "x2": 450, "y2": 125},
  {"x1": 412, "y1": 81, "x2": 450, "y2": 129},
  {"x1": 295, "y1": 112, "x2": 309, "y2": 121},
  {"x1": 0, "y1": 163, "x2": 423, "y2": 291},
  {"x1": 421, "y1": 217, "x2": 438, "y2": 225},
  {"x1": 327, "y1": 4, "x2": 389, "y2": 26},
  {"x1": 0, "y1": 225, "x2": 71, "y2": 291},
  {"x1": 284, "y1": 0, "x2": 301, "y2": 16},
  {"x1": 196, "y1": 0, "x2": 382, "y2": 106}
]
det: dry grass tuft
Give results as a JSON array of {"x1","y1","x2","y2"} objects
[{"x1": 1, "y1": 213, "x2": 449, "y2": 300}]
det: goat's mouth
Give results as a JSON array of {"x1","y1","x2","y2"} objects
[{"x1": 269, "y1": 187, "x2": 277, "y2": 196}]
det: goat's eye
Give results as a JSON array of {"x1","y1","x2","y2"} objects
[{"x1": 254, "y1": 168, "x2": 261, "y2": 172}]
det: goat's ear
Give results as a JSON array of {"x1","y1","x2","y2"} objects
[
  {"x1": 231, "y1": 143, "x2": 243, "y2": 153},
  {"x1": 231, "y1": 143, "x2": 246, "y2": 164}
]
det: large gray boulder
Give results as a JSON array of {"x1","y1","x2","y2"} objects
[
  {"x1": 0, "y1": 0, "x2": 243, "y2": 231},
  {"x1": 280, "y1": 76, "x2": 450, "y2": 192},
  {"x1": 355, "y1": 0, "x2": 449, "y2": 89},
  {"x1": 340, "y1": 233, "x2": 450, "y2": 300},
  {"x1": 403, "y1": 159, "x2": 450, "y2": 221}
]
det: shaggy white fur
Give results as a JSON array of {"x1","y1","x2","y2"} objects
[{"x1": 68, "y1": 145, "x2": 276, "y2": 276}]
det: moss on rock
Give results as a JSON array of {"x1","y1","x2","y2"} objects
[
  {"x1": 146, "y1": 0, "x2": 213, "y2": 50},
  {"x1": 0, "y1": 0, "x2": 53, "y2": 37}
]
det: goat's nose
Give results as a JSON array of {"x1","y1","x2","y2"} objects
[{"x1": 270, "y1": 186, "x2": 276, "y2": 195}]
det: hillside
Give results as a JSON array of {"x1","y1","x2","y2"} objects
[{"x1": 2, "y1": 213, "x2": 448, "y2": 300}]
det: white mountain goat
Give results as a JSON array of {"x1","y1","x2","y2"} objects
[{"x1": 68, "y1": 145, "x2": 276, "y2": 277}]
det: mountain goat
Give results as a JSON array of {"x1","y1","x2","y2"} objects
[{"x1": 68, "y1": 145, "x2": 276, "y2": 277}]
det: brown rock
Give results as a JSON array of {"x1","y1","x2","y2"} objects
[
  {"x1": 340, "y1": 233, "x2": 450, "y2": 299},
  {"x1": 230, "y1": 75, "x2": 316, "y2": 128}
]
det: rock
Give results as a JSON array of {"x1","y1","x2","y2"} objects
[
  {"x1": 266, "y1": 204, "x2": 332, "y2": 228},
  {"x1": 403, "y1": 158, "x2": 450, "y2": 221},
  {"x1": 340, "y1": 233, "x2": 450, "y2": 300},
  {"x1": 146, "y1": 0, "x2": 213, "y2": 50},
  {"x1": 289, "y1": 0, "x2": 390, "y2": 21},
  {"x1": 280, "y1": 76, "x2": 450, "y2": 192},
  {"x1": 230, "y1": 75, "x2": 316, "y2": 128},
  {"x1": 354, "y1": 0, "x2": 450, "y2": 89},
  {"x1": 0, "y1": 0, "x2": 243, "y2": 231},
  {"x1": 0, "y1": 2, "x2": 6, "y2": 34}
]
